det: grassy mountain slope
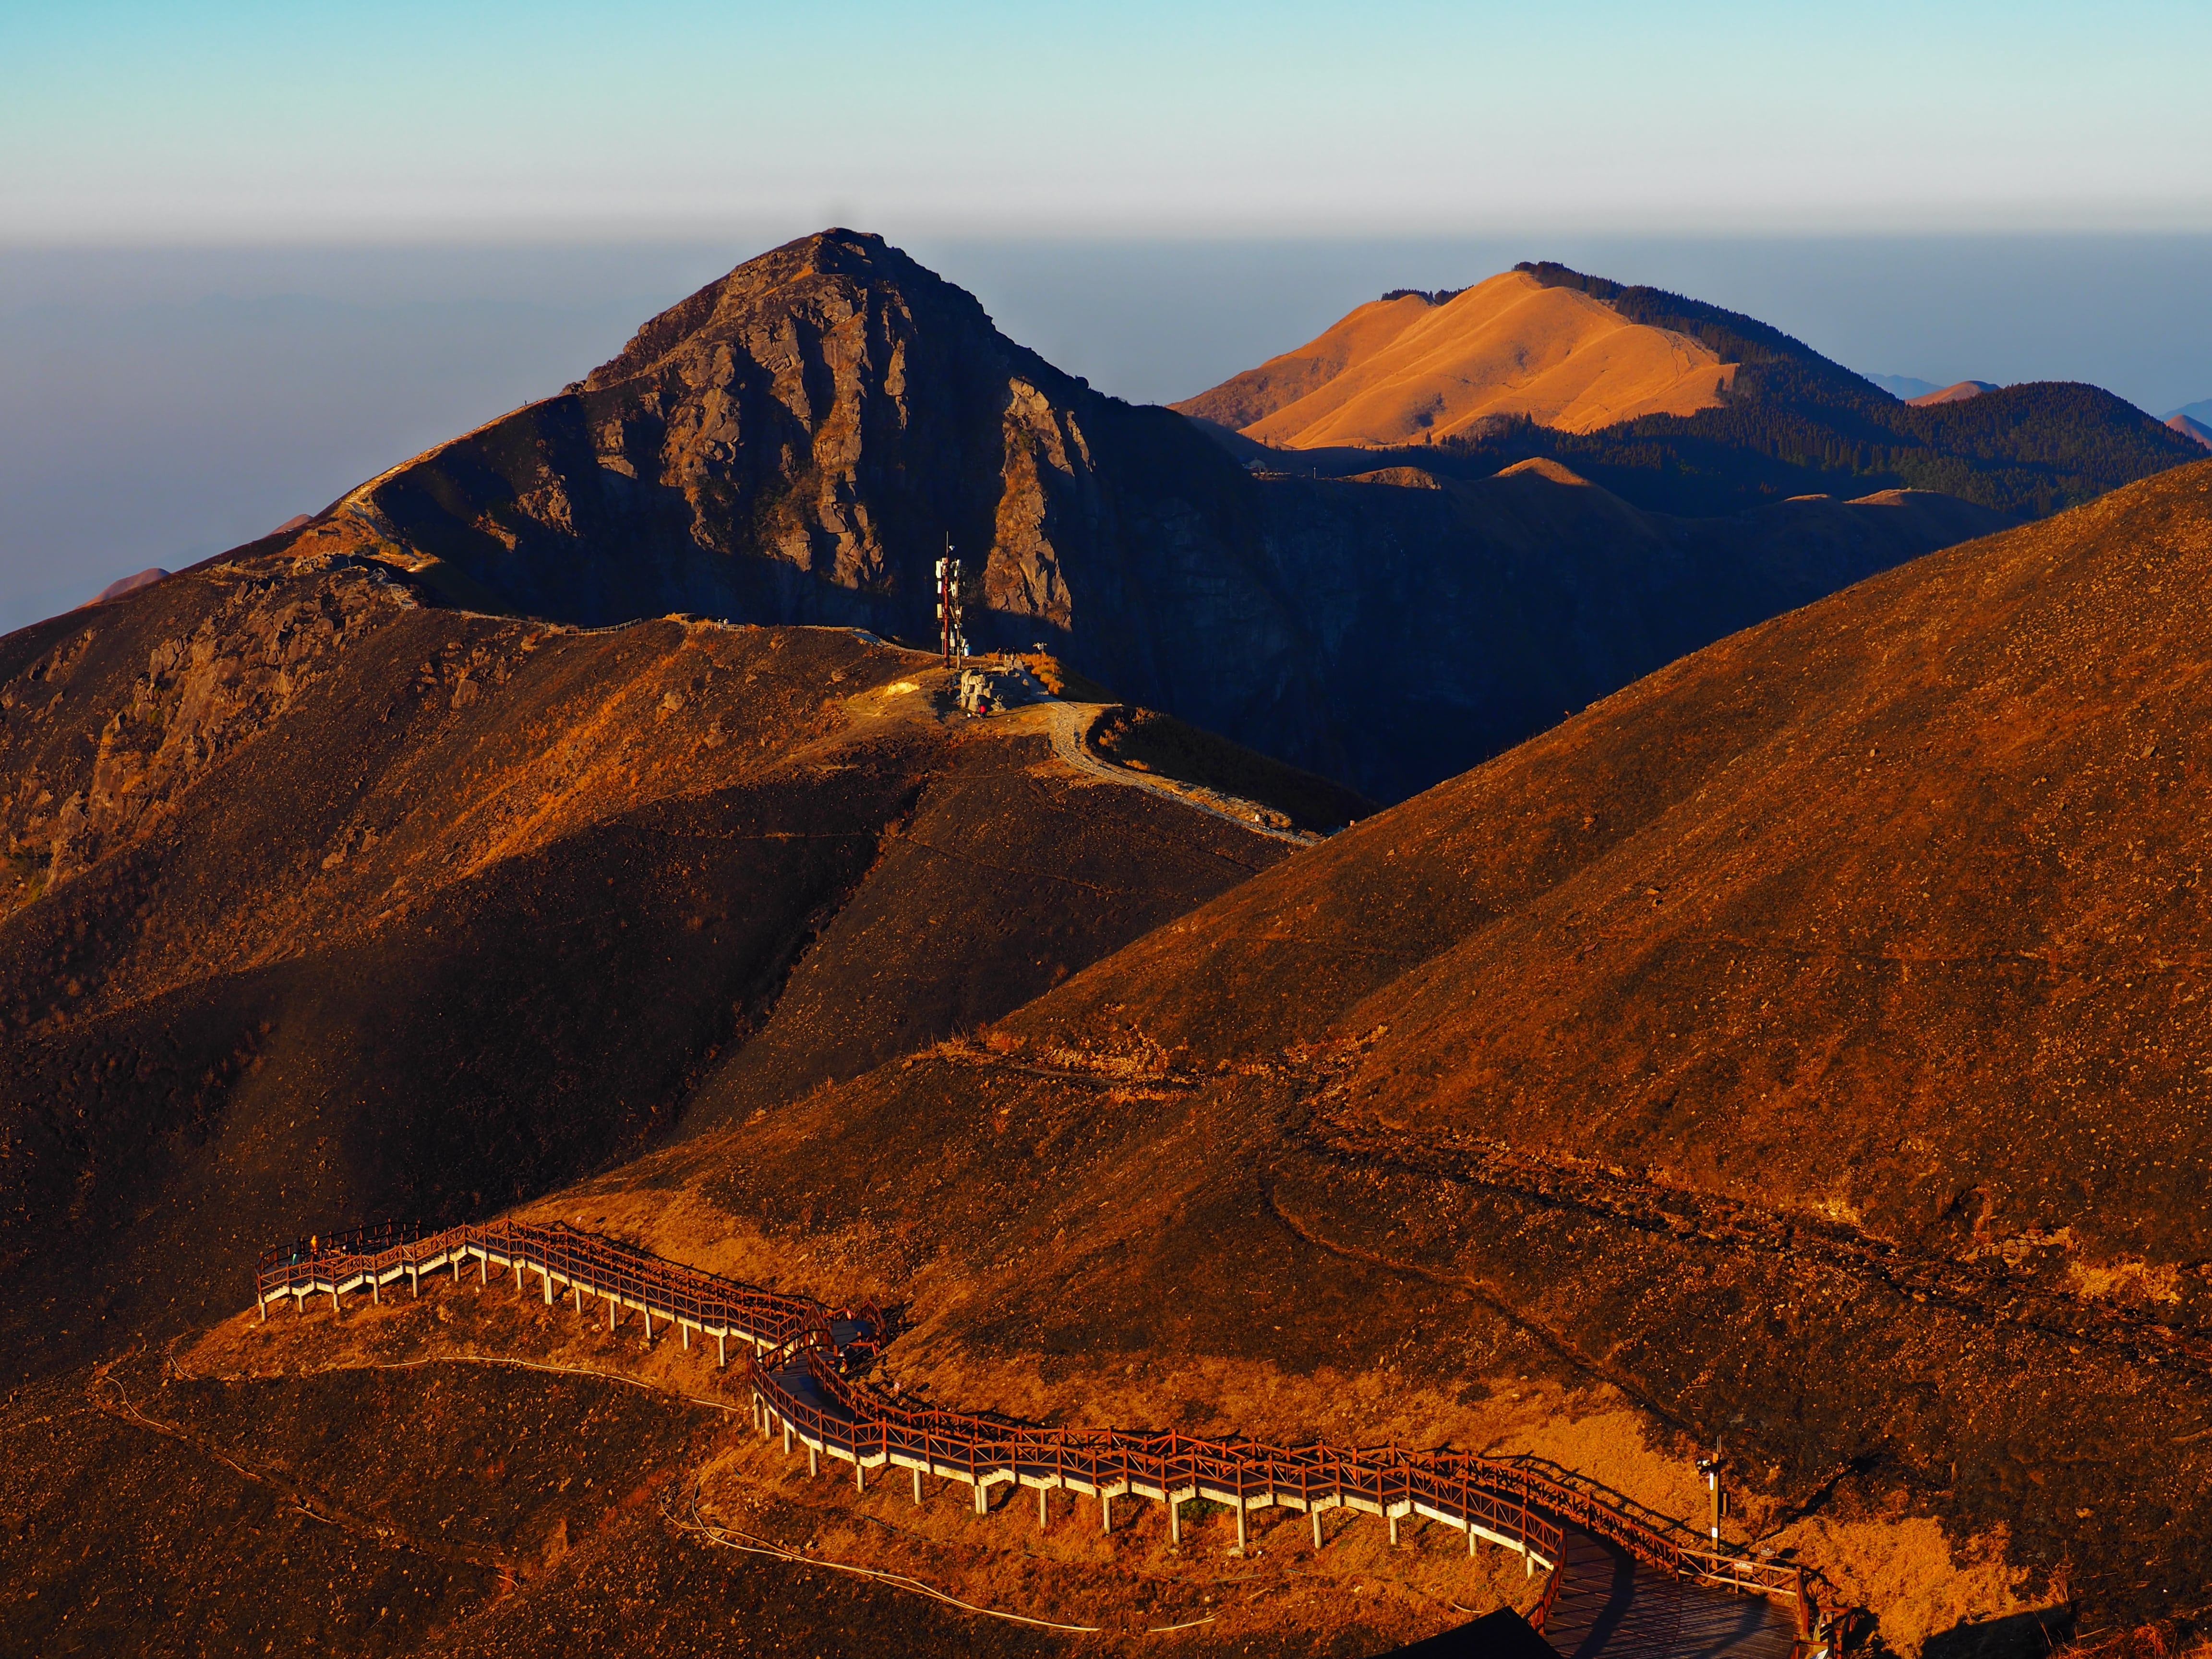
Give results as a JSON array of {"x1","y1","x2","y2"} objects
[
  {"x1": 1451, "y1": 263, "x2": 2205, "y2": 517},
  {"x1": 1176, "y1": 270, "x2": 1735, "y2": 445},
  {"x1": 568, "y1": 458, "x2": 2212, "y2": 1639},
  {"x1": 0, "y1": 542, "x2": 1302, "y2": 1381},
  {"x1": 1181, "y1": 261, "x2": 2203, "y2": 523}
]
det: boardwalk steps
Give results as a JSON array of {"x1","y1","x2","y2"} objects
[{"x1": 256, "y1": 1219, "x2": 1816, "y2": 1654}]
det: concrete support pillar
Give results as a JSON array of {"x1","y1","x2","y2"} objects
[
  {"x1": 372, "y1": 1275, "x2": 380, "y2": 1306},
  {"x1": 330, "y1": 1287, "x2": 340, "y2": 1316},
  {"x1": 1037, "y1": 1486, "x2": 1048, "y2": 1529},
  {"x1": 855, "y1": 1459, "x2": 864, "y2": 1493},
  {"x1": 974, "y1": 1480, "x2": 987, "y2": 1515},
  {"x1": 912, "y1": 1467, "x2": 924, "y2": 1507},
  {"x1": 717, "y1": 1332, "x2": 727, "y2": 1367},
  {"x1": 295, "y1": 1291, "x2": 304, "y2": 1316},
  {"x1": 258, "y1": 1295, "x2": 267, "y2": 1323},
  {"x1": 479, "y1": 1255, "x2": 487, "y2": 1286},
  {"x1": 1526, "y1": 1549, "x2": 1535, "y2": 1579},
  {"x1": 1469, "y1": 1523, "x2": 1478, "y2": 1557},
  {"x1": 410, "y1": 1265, "x2": 420, "y2": 1298},
  {"x1": 1169, "y1": 1496, "x2": 1181, "y2": 1546},
  {"x1": 1312, "y1": 1508, "x2": 1323, "y2": 1549},
  {"x1": 576, "y1": 1283, "x2": 584, "y2": 1314},
  {"x1": 642, "y1": 1307, "x2": 652, "y2": 1341},
  {"x1": 607, "y1": 1294, "x2": 615, "y2": 1332},
  {"x1": 514, "y1": 1259, "x2": 523, "y2": 1293},
  {"x1": 783, "y1": 1422, "x2": 793, "y2": 1456},
  {"x1": 1388, "y1": 1512, "x2": 1399, "y2": 1547},
  {"x1": 808, "y1": 1446, "x2": 818, "y2": 1478},
  {"x1": 1236, "y1": 1505, "x2": 1247, "y2": 1551},
  {"x1": 681, "y1": 1322, "x2": 689, "y2": 1351},
  {"x1": 541, "y1": 1268, "x2": 553, "y2": 1306},
  {"x1": 1101, "y1": 1492, "x2": 1113, "y2": 1534},
  {"x1": 452, "y1": 1254, "x2": 460, "y2": 1283}
]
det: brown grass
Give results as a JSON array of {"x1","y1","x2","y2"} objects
[
  {"x1": 182, "y1": 1274, "x2": 1538, "y2": 1652},
  {"x1": 1178, "y1": 270, "x2": 1735, "y2": 447}
]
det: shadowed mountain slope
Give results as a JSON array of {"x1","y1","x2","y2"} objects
[
  {"x1": 271, "y1": 231, "x2": 2008, "y2": 804},
  {"x1": 0, "y1": 546, "x2": 1305, "y2": 1379},
  {"x1": 579, "y1": 459, "x2": 2212, "y2": 1637}
]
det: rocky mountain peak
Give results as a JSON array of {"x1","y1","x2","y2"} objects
[{"x1": 581, "y1": 228, "x2": 1042, "y2": 397}]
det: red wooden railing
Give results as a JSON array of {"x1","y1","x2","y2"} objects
[{"x1": 255, "y1": 1219, "x2": 1814, "y2": 1637}]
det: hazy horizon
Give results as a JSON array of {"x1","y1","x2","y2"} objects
[
  {"x1": 4, "y1": 229, "x2": 2210, "y2": 634},
  {"x1": 5, "y1": 0, "x2": 2208, "y2": 632}
]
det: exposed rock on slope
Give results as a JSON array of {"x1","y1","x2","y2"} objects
[
  {"x1": 0, "y1": 549, "x2": 1301, "y2": 1377},
  {"x1": 1173, "y1": 269, "x2": 1738, "y2": 445},
  {"x1": 279, "y1": 231, "x2": 2006, "y2": 804},
  {"x1": 589, "y1": 458, "x2": 2212, "y2": 1635}
]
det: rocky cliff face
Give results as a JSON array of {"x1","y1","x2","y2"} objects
[{"x1": 318, "y1": 231, "x2": 2001, "y2": 801}]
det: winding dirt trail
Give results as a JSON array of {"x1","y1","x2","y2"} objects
[{"x1": 1022, "y1": 697, "x2": 1320, "y2": 848}]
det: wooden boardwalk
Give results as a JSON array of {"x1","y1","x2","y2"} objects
[{"x1": 257, "y1": 1219, "x2": 1816, "y2": 1658}]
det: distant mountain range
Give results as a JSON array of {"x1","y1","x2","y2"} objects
[
  {"x1": 62, "y1": 234, "x2": 2200, "y2": 802},
  {"x1": 1863, "y1": 373, "x2": 2004, "y2": 403},
  {"x1": 1907, "y1": 379, "x2": 1999, "y2": 406},
  {"x1": 1863, "y1": 372, "x2": 1944, "y2": 399},
  {"x1": 260, "y1": 232, "x2": 2032, "y2": 802},
  {"x1": 2166, "y1": 400, "x2": 2212, "y2": 449}
]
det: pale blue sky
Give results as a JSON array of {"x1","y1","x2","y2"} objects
[
  {"x1": 5, "y1": 1, "x2": 2210, "y2": 241},
  {"x1": 3, "y1": 4, "x2": 2210, "y2": 630}
]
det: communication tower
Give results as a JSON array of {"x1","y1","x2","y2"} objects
[{"x1": 935, "y1": 540, "x2": 967, "y2": 668}]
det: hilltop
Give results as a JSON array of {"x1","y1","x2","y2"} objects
[
  {"x1": 0, "y1": 547, "x2": 1336, "y2": 1380},
  {"x1": 1174, "y1": 269, "x2": 1737, "y2": 444},
  {"x1": 1179, "y1": 262, "x2": 2203, "y2": 522}
]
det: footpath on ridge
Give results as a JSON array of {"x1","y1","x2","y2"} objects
[{"x1": 256, "y1": 1218, "x2": 1816, "y2": 1658}]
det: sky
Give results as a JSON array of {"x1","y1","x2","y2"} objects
[
  {"x1": 7, "y1": 1, "x2": 2211, "y2": 240},
  {"x1": 3, "y1": 2, "x2": 2210, "y2": 630}
]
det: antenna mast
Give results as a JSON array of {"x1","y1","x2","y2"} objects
[{"x1": 935, "y1": 538, "x2": 965, "y2": 669}]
